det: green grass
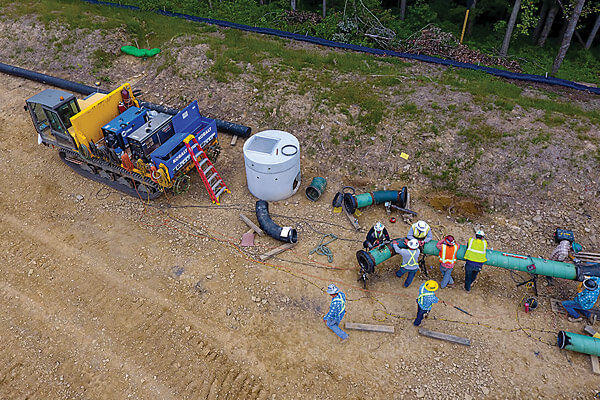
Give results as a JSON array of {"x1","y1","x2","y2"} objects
[
  {"x1": 90, "y1": 49, "x2": 117, "y2": 74},
  {"x1": 458, "y1": 123, "x2": 504, "y2": 146}
]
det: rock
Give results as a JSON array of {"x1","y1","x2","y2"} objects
[
  {"x1": 28, "y1": 269, "x2": 33, "y2": 276},
  {"x1": 481, "y1": 387, "x2": 489, "y2": 395},
  {"x1": 226, "y1": 308, "x2": 232, "y2": 316},
  {"x1": 416, "y1": 389, "x2": 425, "y2": 398}
]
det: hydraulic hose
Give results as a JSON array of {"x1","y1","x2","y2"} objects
[
  {"x1": 557, "y1": 331, "x2": 600, "y2": 356},
  {"x1": 255, "y1": 200, "x2": 298, "y2": 244},
  {"x1": 343, "y1": 188, "x2": 407, "y2": 215},
  {"x1": 356, "y1": 237, "x2": 593, "y2": 281},
  {"x1": 0, "y1": 62, "x2": 251, "y2": 137}
]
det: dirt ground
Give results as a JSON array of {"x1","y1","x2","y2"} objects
[{"x1": 1, "y1": 12, "x2": 600, "y2": 400}]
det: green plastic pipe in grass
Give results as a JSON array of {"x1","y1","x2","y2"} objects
[
  {"x1": 356, "y1": 237, "x2": 581, "y2": 280},
  {"x1": 558, "y1": 331, "x2": 600, "y2": 356},
  {"x1": 121, "y1": 46, "x2": 161, "y2": 58}
]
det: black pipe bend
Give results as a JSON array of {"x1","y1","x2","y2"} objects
[{"x1": 255, "y1": 200, "x2": 298, "y2": 243}]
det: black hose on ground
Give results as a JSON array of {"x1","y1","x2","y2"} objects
[
  {"x1": 255, "y1": 200, "x2": 298, "y2": 243},
  {"x1": 1, "y1": 62, "x2": 251, "y2": 137}
]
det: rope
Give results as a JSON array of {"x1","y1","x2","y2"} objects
[{"x1": 309, "y1": 234, "x2": 338, "y2": 263}]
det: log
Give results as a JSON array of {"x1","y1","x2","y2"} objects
[
  {"x1": 230, "y1": 135, "x2": 238, "y2": 146},
  {"x1": 240, "y1": 213, "x2": 265, "y2": 236},
  {"x1": 345, "y1": 322, "x2": 395, "y2": 333},
  {"x1": 418, "y1": 328, "x2": 471, "y2": 346},
  {"x1": 259, "y1": 242, "x2": 296, "y2": 261}
]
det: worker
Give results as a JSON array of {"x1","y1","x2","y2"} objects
[
  {"x1": 550, "y1": 240, "x2": 582, "y2": 262},
  {"x1": 562, "y1": 278, "x2": 600, "y2": 322},
  {"x1": 436, "y1": 235, "x2": 460, "y2": 289},
  {"x1": 414, "y1": 280, "x2": 440, "y2": 326},
  {"x1": 323, "y1": 284, "x2": 349, "y2": 342},
  {"x1": 463, "y1": 230, "x2": 488, "y2": 292},
  {"x1": 392, "y1": 238, "x2": 420, "y2": 288},
  {"x1": 407, "y1": 220, "x2": 433, "y2": 245},
  {"x1": 363, "y1": 221, "x2": 390, "y2": 250}
]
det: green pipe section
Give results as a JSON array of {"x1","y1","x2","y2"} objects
[
  {"x1": 344, "y1": 189, "x2": 407, "y2": 214},
  {"x1": 558, "y1": 331, "x2": 600, "y2": 356},
  {"x1": 356, "y1": 237, "x2": 579, "y2": 281},
  {"x1": 355, "y1": 193, "x2": 374, "y2": 209}
]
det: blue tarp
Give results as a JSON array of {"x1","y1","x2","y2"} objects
[{"x1": 83, "y1": 0, "x2": 599, "y2": 95}]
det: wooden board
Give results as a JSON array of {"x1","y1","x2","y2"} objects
[
  {"x1": 239, "y1": 213, "x2": 265, "y2": 236},
  {"x1": 259, "y1": 242, "x2": 296, "y2": 261},
  {"x1": 230, "y1": 135, "x2": 238, "y2": 146},
  {"x1": 583, "y1": 326, "x2": 600, "y2": 375},
  {"x1": 583, "y1": 325, "x2": 600, "y2": 338},
  {"x1": 418, "y1": 328, "x2": 471, "y2": 346},
  {"x1": 343, "y1": 209, "x2": 361, "y2": 231},
  {"x1": 345, "y1": 322, "x2": 395, "y2": 333}
]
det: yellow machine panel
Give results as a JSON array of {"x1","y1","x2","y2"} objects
[{"x1": 69, "y1": 83, "x2": 138, "y2": 150}]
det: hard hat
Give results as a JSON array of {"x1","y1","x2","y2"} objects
[
  {"x1": 416, "y1": 220, "x2": 429, "y2": 232},
  {"x1": 475, "y1": 230, "x2": 485, "y2": 237},
  {"x1": 583, "y1": 278, "x2": 598, "y2": 291},
  {"x1": 444, "y1": 235, "x2": 455, "y2": 245},
  {"x1": 424, "y1": 280, "x2": 439, "y2": 291},
  {"x1": 327, "y1": 284, "x2": 340, "y2": 294},
  {"x1": 407, "y1": 239, "x2": 420, "y2": 249},
  {"x1": 374, "y1": 222, "x2": 384, "y2": 232}
]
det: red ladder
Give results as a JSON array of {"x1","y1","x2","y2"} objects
[{"x1": 183, "y1": 135, "x2": 230, "y2": 205}]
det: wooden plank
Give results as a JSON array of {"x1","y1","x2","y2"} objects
[
  {"x1": 343, "y1": 209, "x2": 361, "y2": 231},
  {"x1": 345, "y1": 322, "x2": 395, "y2": 333},
  {"x1": 259, "y1": 242, "x2": 297, "y2": 261},
  {"x1": 579, "y1": 252, "x2": 600, "y2": 257},
  {"x1": 230, "y1": 135, "x2": 238, "y2": 146},
  {"x1": 583, "y1": 325, "x2": 600, "y2": 338},
  {"x1": 418, "y1": 328, "x2": 471, "y2": 346},
  {"x1": 591, "y1": 355, "x2": 600, "y2": 375},
  {"x1": 239, "y1": 213, "x2": 265, "y2": 236}
]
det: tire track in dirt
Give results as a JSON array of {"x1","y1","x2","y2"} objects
[{"x1": 0, "y1": 213, "x2": 270, "y2": 399}]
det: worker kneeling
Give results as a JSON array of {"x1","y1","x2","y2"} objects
[
  {"x1": 562, "y1": 278, "x2": 600, "y2": 323},
  {"x1": 414, "y1": 280, "x2": 439, "y2": 326}
]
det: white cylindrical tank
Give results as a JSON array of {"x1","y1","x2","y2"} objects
[{"x1": 243, "y1": 130, "x2": 301, "y2": 201}]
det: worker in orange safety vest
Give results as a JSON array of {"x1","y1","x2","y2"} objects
[{"x1": 436, "y1": 235, "x2": 460, "y2": 289}]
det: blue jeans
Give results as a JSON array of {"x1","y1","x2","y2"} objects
[
  {"x1": 396, "y1": 267, "x2": 417, "y2": 287},
  {"x1": 562, "y1": 300, "x2": 591, "y2": 319},
  {"x1": 326, "y1": 318, "x2": 349, "y2": 339},
  {"x1": 414, "y1": 304, "x2": 429, "y2": 326},
  {"x1": 464, "y1": 261, "x2": 482, "y2": 291},
  {"x1": 440, "y1": 265, "x2": 454, "y2": 288}
]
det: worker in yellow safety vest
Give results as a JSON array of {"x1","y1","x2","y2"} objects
[
  {"x1": 391, "y1": 238, "x2": 421, "y2": 288},
  {"x1": 436, "y1": 235, "x2": 460, "y2": 289},
  {"x1": 463, "y1": 230, "x2": 488, "y2": 292},
  {"x1": 414, "y1": 280, "x2": 440, "y2": 326}
]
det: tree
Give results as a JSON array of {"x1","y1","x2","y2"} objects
[
  {"x1": 531, "y1": 0, "x2": 551, "y2": 43},
  {"x1": 323, "y1": 0, "x2": 326, "y2": 17},
  {"x1": 537, "y1": 2, "x2": 558, "y2": 47},
  {"x1": 291, "y1": 0, "x2": 296, "y2": 11},
  {"x1": 585, "y1": 13, "x2": 600, "y2": 49},
  {"x1": 500, "y1": 0, "x2": 522, "y2": 56},
  {"x1": 551, "y1": 0, "x2": 586, "y2": 74},
  {"x1": 399, "y1": 0, "x2": 406, "y2": 20}
]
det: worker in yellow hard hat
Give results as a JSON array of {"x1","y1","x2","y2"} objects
[{"x1": 414, "y1": 280, "x2": 439, "y2": 326}]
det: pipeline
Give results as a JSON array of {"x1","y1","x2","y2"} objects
[
  {"x1": 343, "y1": 188, "x2": 407, "y2": 215},
  {"x1": 557, "y1": 331, "x2": 600, "y2": 356},
  {"x1": 0, "y1": 62, "x2": 251, "y2": 138},
  {"x1": 255, "y1": 200, "x2": 298, "y2": 244},
  {"x1": 356, "y1": 238, "x2": 600, "y2": 281}
]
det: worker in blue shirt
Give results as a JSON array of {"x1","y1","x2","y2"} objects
[
  {"x1": 562, "y1": 278, "x2": 600, "y2": 322},
  {"x1": 323, "y1": 284, "x2": 349, "y2": 342},
  {"x1": 414, "y1": 280, "x2": 440, "y2": 326}
]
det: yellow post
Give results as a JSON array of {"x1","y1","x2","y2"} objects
[{"x1": 460, "y1": 9, "x2": 470, "y2": 44}]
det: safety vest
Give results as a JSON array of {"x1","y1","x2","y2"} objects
[
  {"x1": 402, "y1": 249, "x2": 419, "y2": 268},
  {"x1": 332, "y1": 294, "x2": 346, "y2": 316},
  {"x1": 417, "y1": 290, "x2": 435, "y2": 305},
  {"x1": 465, "y1": 238, "x2": 487, "y2": 263},
  {"x1": 439, "y1": 244, "x2": 457, "y2": 265},
  {"x1": 375, "y1": 230, "x2": 383, "y2": 240},
  {"x1": 411, "y1": 223, "x2": 430, "y2": 239}
]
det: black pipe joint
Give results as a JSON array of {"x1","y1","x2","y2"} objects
[{"x1": 255, "y1": 200, "x2": 298, "y2": 244}]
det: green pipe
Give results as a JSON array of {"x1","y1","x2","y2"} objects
[
  {"x1": 343, "y1": 188, "x2": 407, "y2": 214},
  {"x1": 357, "y1": 237, "x2": 582, "y2": 281},
  {"x1": 558, "y1": 331, "x2": 600, "y2": 356}
]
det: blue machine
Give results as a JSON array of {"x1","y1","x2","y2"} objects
[
  {"x1": 101, "y1": 106, "x2": 148, "y2": 150},
  {"x1": 150, "y1": 101, "x2": 217, "y2": 177}
]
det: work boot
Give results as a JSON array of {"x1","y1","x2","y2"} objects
[{"x1": 568, "y1": 316, "x2": 583, "y2": 322}]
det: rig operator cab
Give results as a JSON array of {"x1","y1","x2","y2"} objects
[{"x1": 25, "y1": 89, "x2": 80, "y2": 149}]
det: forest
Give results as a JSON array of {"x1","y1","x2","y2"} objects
[{"x1": 105, "y1": 0, "x2": 600, "y2": 84}]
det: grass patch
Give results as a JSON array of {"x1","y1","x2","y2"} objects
[
  {"x1": 90, "y1": 49, "x2": 117, "y2": 73},
  {"x1": 458, "y1": 123, "x2": 503, "y2": 146}
]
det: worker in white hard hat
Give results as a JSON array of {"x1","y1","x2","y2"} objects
[
  {"x1": 463, "y1": 230, "x2": 488, "y2": 292},
  {"x1": 407, "y1": 220, "x2": 433, "y2": 245},
  {"x1": 562, "y1": 277, "x2": 600, "y2": 323},
  {"x1": 323, "y1": 284, "x2": 349, "y2": 342},
  {"x1": 391, "y1": 238, "x2": 421, "y2": 288},
  {"x1": 363, "y1": 221, "x2": 390, "y2": 250},
  {"x1": 414, "y1": 280, "x2": 440, "y2": 326}
]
